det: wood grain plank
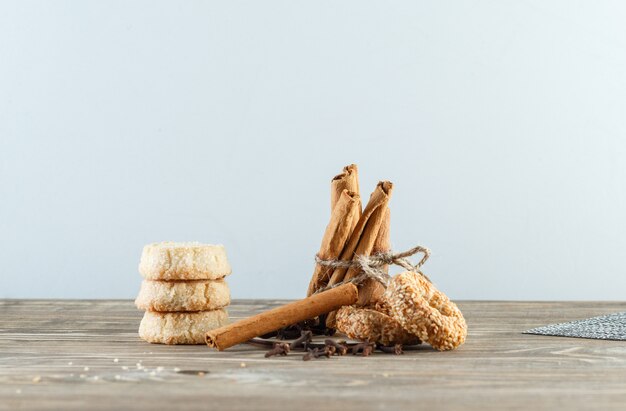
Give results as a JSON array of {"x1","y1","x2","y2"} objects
[{"x1": 1, "y1": 300, "x2": 626, "y2": 411}]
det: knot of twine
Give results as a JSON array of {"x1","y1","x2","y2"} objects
[{"x1": 314, "y1": 245, "x2": 431, "y2": 293}]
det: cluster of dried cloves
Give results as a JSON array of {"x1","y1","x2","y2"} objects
[
  {"x1": 264, "y1": 331, "x2": 346, "y2": 361},
  {"x1": 260, "y1": 331, "x2": 404, "y2": 361},
  {"x1": 302, "y1": 339, "x2": 352, "y2": 361}
]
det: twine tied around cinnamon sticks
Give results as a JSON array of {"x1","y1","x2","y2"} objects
[{"x1": 314, "y1": 245, "x2": 432, "y2": 293}]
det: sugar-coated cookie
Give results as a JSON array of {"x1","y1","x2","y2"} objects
[
  {"x1": 384, "y1": 271, "x2": 466, "y2": 351},
  {"x1": 138, "y1": 309, "x2": 229, "y2": 345},
  {"x1": 336, "y1": 305, "x2": 421, "y2": 346},
  {"x1": 139, "y1": 242, "x2": 231, "y2": 280},
  {"x1": 135, "y1": 279, "x2": 230, "y2": 312}
]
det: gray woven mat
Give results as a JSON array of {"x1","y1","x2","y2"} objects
[{"x1": 524, "y1": 311, "x2": 626, "y2": 340}]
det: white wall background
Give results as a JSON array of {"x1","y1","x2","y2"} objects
[{"x1": 1, "y1": 1, "x2": 625, "y2": 300}]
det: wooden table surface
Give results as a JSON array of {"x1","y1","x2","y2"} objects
[{"x1": 2, "y1": 300, "x2": 626, "y2": 410}]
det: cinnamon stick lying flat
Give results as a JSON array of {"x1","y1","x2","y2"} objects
[
  {"x1": 206, "y1": 283, "x2": 358, "y2": 351},
  {"x1": 307, "y1": 190, "x2": 361, "y2": 296}
]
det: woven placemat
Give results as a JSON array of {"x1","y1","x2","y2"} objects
[{"x1": 524, "y1": 311, "x2": 626, "y2": 341}]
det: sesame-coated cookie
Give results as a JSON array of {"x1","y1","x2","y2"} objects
[
  {"x1": 135, "y1": 279, "x2": 230, "y2": 312},
  {"x1": 138, "y1": 309, "x2": 229, "y2": 345},
  {"x1": 336, "y1": 305, "x2": 421, "y2": 346},
  {"x1": 139, "y1": 242, "x2": 231, "y2": 280},
  {"x1": 384, "y1": 271, "x2": 467, "y2": 351}
]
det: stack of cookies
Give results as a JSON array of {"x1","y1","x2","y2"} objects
[{"x1": 135, "y1": 242, "x2": 231, "y2": 344}]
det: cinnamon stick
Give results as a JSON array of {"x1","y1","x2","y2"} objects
[
  {"x1": 306, "y1": 164, "x2": 362, "y2": 296},
  {"x1": 206, "y1": 283, "x2": 358, "y2": 351},
  {"x1": 330, "y1": 164, "x2": 360, "y2": 212},
  {"x1": 307, "y1": 190, "x2": 361, "y2": 296},
  {"x1": 357, "y1": 207, "x2": 390, "y2": 305}
]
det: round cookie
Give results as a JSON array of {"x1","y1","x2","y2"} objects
[
  {"x1": 384, "y1": 271, "x2": 467, "y2": 351},
  {"x1": 336, "y1": 305, "x2": 421, "y2": 346},
  {"x1": 138, "y1": 309, "x2": 229, "y2": 345},
  {"x1": 139, "y1": 242, "x2": 231, "y2": 280},
  {"x1": 135, "y1": 279, "x2": 230, "y2": 312}
]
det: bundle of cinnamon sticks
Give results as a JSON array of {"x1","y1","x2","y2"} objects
[
  {"x1": 307, "y1": 165, "x2": 393, "y2": 327},
  {"x1": 206, "y1": 164, "x2": 393, "y2": 350}
]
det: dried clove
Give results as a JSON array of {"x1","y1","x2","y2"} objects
[
  {"x1": 290, "y1": 331, "x2": 313, "y2": 351},
  {"x1": 302, "y1": 347, "x2": 331, "y2": 361},
  {"x1": 377, "y1": 344, "x2": 404, "y2": 355},
  {"x1": 265, "y1": 342, "x2": 291, "y2": 358},
  {"x1": 324, "y1": 339, "x2": 348, "y2": 356},
  {"x1": 352, "y1": 341, "x2": 375, "y2": 357}
]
